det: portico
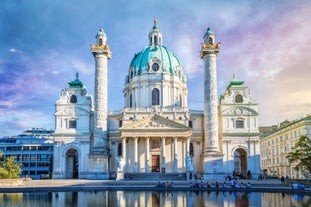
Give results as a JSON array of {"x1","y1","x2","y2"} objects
[{"x1": 119, "y1": 114, "x2": 192, "y2": 174}]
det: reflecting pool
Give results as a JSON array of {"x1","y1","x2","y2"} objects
[{"x1": 0, "y1": 191, "x2": 310, "y2": 207}]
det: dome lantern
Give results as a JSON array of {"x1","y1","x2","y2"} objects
[{"x1": 149, "y1": 17, "x2": 162, "y2": 46}]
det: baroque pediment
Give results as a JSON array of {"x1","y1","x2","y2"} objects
[
  {"x1": 120, "y1": 114, "x2": 192, "y2": 137},
  {"x1": 221, "y1": 106, "x2": 258, "y2": 116}
]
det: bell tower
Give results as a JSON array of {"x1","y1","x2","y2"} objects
[
  {"x1": 200, "y1": 28, "x2": 224, "y2": 178},
  {"x1": 88, "y1": 28, "x2": 112, "y2": 179}
]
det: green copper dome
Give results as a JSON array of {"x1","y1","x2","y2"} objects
[
  {"x1": 126, "y1": 20, "x2": 186, "y2": 83},
  {"x1": 130, "y1": 45, "x2": 181, "y2": 75}
]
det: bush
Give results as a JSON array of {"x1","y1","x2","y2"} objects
[{"x1": 0, "y1": 157, "x2": 22, "y2": 179}]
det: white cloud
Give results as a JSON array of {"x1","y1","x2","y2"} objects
[
  {"x1": 72, "y1": 59, "x2": 93, "y2": 75},
  {"x1": 9, "y1": 48, "x2": 22, "y2": 54},
  {"x1": 0, "y1": 109, "x2": 54, "y2": 137}
]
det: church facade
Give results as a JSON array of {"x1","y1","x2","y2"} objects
[{"x1": 52, "y1": 20, "x2": 260, "y2": 180}]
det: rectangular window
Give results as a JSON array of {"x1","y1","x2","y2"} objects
[
  {"x1": 236, "y1": 120, "x2": 244, "y2": 128},
  {"x1": 30, "y1": 155, "x2": 37, "y2": 161},
  {"x1": 22, "y1": 155, "x2": 29, "y2": 161},
  {"x1": 23, "y1": 146, "x2": 30, "y2": 151},
  {"x1": 190, "y1": 143, "x2": 194, "y2": 156},
  {"x1": 117, "y1": 143, "x2": 122, "y2": 156},
  {"x1": 69, "y1": 120, "x2": 77, "y2": 128},
  {"x1": 188, "y1": 121, "x2": 193, "y2": 128}
]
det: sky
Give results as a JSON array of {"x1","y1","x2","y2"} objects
[{"x1": 0, "y1": 0, "x2": 311, "y2": 136}]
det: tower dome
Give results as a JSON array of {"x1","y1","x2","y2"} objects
[{"x1": 123, "y1": 19, "x2": 188, "y2": 108}]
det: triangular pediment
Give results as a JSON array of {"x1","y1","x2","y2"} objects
[{"x1": 120, "y1": 114, "x2": 192, "y2": 137}]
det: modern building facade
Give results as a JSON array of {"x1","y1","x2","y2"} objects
[
  {"x1": 0, "y1": 128, "x2": 54, "y2": 179},
  {"x1": 52, "y1": 20, "x2": 261, "y2": 179},
  {"x1": 260, "y1": 115, "x2": 311, "y2": 178}
]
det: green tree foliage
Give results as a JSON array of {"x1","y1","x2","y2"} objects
[
  {"x1": 286, "y1": 135, "x2": 311, "y2": 175},
  {"x1": 0, "y1": 156, "x2": 22, "y2": 179}
]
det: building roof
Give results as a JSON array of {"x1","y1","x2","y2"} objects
[
  {"x1": 68, "y1": 72, "x2": 85, "y2": 88},
  {"x1": 226, "y1": 74, "x2": 245, "y2": 90}
]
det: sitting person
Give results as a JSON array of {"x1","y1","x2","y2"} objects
[
  {"x1": 215, "y1": 182, "x2": 219, "y2": 188},
  {"x1": 292, "y1": 183, "x2": 299, "y2": 189},
  {"x1": 156, "y1": 182, "x2": 162, "y2": 187},
  {"x1": 231, "y1": 179, "x2": 236, "y2": 188},
  {"x1": 299, "y1": 183, "x2": 305, "y2": 190},
  {"x1": 223, "y1": 181, "x2": 227, "y2": 188},
  {"x1": 246, "y1": 182, "x2": 251, "y2": 189},
  {"x1": 206, "y1": 181, "x2": 211, "y2": 188},
  {"x1": 200, "y1": 181, "x2": 204, "y2": 188}
]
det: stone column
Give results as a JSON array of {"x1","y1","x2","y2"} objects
[
  {"x1": 134, "y1": 137, "x2": 138, "y2": 172},
  {"x1": 88, "y1": 29, "x2": 112, "y2": 179},
  {"x1": 122, "y1": 137, "x2": 127, "y2": 164},
  {"x1": 161, "y1": 137, "x2": 166, "y2": 170},
  {"x1": 145, "y1": 137, "x2": 150, "y2": 172},
  {"x1": 186, "y1": 137, "x2": 190, "y2": 157},
  {"x1": 200, "y1": 28, "x2": 224, "y2": 179},
  {"x1": 174, "y1": 137, "x2": 178, "y2": 172}
]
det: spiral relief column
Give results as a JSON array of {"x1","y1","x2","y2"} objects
[
  {"x1": 88, "y1": 28, "x2": 112, "y2": 179},
  {"x1": 200, "y1": 28, "x2": 224, "y2": 179}
]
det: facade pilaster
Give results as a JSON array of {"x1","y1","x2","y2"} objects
[
  {"x1": 161, "y1": 137, "x2": 166, "y2": 170},
  {"x1": 174, "y1": 137, "x2": 178, "y2": 172},
  {"x1": 145, "y1": 137, "x2": 150, "y2": 172},
  {"x1": 134, "y1": 137, "x2": 138, "y2": 172}
]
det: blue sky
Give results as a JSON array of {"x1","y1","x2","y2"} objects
[{"x1": 1, "y1": 0, "x2": 311, "y2": 136}]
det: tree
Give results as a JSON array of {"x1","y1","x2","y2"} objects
[
  {"x1": 0, "y1": 156, "x2": 22, "y2": 179},
  {"x1": 286, "y1": 135, "x2": 311, "y2": 176}
]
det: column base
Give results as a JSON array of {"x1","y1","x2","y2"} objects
[
  {"x1": 116, "y1": 172, "x2": 124, "y2": 180},
  {"x1": 202, "y1": 151, "x2": 225, "y2": 180},
  {"x1": 87, "y1": 154, "x2": 109, "y2": 180}
]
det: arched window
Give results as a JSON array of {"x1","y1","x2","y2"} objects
[
  {"x1": 99, "y1": 38, "x2": 103, "y2": 46},
  {"x1": 70, "y1": 95, "x2": 77, "y2": 103},
  {"x1": 208, "y1": 37, "x2": 213, "y2": 44},
  {"x1": 130, "y1": 94, "x2": 133, "y2": 107},
  {"x1": 235, "y1": 94, "x2": 243, "y2": 103},
  {"x1": 152, "y1": 88, "x2": 160, "y2": 105},
  {"x1": 154, "y1": 35, "x2": 158, "y2": 45}
]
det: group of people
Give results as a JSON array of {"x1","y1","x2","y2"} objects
[
  {"x1": 189, "y1": 180, "x2": 251, "y2": 189},
  {"x1": 22, "y1": 175, "x2": 32, "y2": 182},
  {"x1": 156, "y1": 179, "x2": 253, "y2": 189}
]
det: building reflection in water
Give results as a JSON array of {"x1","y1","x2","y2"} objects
[{"x1": 0, "y1": 191, "x2": 310, "y2": 206}]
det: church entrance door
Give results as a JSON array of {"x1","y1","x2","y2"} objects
[
  {"x1": 66, "y1": 148, "x2": 79, "y2": 179},
  {"x1": 233, "y1": 148, "x2": 247, "y2": 178},
  {"x1": 151, "y1": 155, "x2": 160, "y2": 172}
]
